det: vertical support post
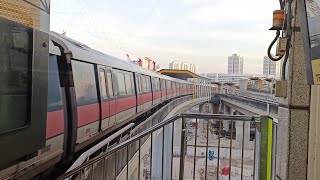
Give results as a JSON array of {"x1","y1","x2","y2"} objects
[
  {"x1": 193, "y1": 118, "x2": 198, "y2": 179},
  {"x1": 179, "y1": 117, "x2": 186, "y2": 180},
  {"x1": 254, "y1": 117, "x2": 261, "y2": 180},
  {"x1": 271, "y1": 119, "x2": 278, "y2": 180},
  {"x1": 259, "y1": 116, "x2": 273, "y2": 180},
  {"x1": 138, "y1": 139, "x2": 141, "y2": 180},
  {"x1": 150, "y1": 133, "x2": 153, "y2": 179},
  {"x1": 205, "y1": 119, "x2": 209, "y2": 179},
  {"x1": 171, "y1": 122, "x2": 175, "y2": 179},
  {"x1": 126, "y1": 146, "x2": 129, "y2": 180}
]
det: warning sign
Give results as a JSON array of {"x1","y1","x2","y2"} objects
[{"x1": 312, "y1": 59, "x2": 320, "y2": 85}]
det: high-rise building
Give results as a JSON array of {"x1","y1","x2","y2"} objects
[
  {"x1": 263, "y1": 56, "x2": 281, "y2": 78},
  {"x1": 169, "y1": 61, "x2": 181, "y2": 70},
  {"x1": 181, "y1": 63, "x2": 190, "y2": 71},
  {"x1": 228, "y1": 54, "x2": 244, "y2": 74},
  {"x1": 168, "y1": 61, "x2": 198, "y2": 73}
]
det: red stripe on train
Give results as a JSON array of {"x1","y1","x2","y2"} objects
[
  {"x1": 110, "y1": 100, "x2": 116, "y2": 116},
  {"x1": 153, "y1": 91, "x2": 161, "y2": 99},
  {"x1": 77, "y1": 103, "x2": 100, "y2": 127},
  {"x1": 116, "y1": 96, "x2": 136, "y2": 112},
  {"x1": 46, "y1": 110, "x2": 64, "y2": 139},
  {"x1": 138, "y1": 93, "x2": 152, "y2": 105},
  {"x1": 101, "y1": 101, "x2": 109, "y2": 119}
]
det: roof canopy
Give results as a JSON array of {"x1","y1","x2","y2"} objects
[{"x1": 158, "y1": 69, "x2": 211, "y2": 81}]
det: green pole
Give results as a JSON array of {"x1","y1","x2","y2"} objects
[{"x1": 259, "y1": 116, "x2": 273, "y2": 180}]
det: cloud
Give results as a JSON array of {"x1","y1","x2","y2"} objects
[
  {"x1": 187, "y1": 0, "x2": 277, "y2": 24},
  {"x1": 50, "y1": 0, "x2": 280, "y2": 74}
]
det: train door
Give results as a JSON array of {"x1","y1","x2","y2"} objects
[
  {"x1": 105, "y1": 68, "x2": 116, "y2": 128},
  {"x1": 136, "y1": 74, "x2": 143, "y2": 113},
  {"x1": 161, "y1": 79, "x2": 166, "y2": 101},
  {"x1": 97, "y1": 65, "x2": 110, "y2": 131}
]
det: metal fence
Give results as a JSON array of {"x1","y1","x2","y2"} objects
[{"x1": 57, "y1": 113, "x2": 276, "y2": 180}]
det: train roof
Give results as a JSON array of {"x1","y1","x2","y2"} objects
[{"x1": 49, "y1": 31, "x2": 191, "y2": 84}]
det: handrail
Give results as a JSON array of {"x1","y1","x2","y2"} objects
[
  {"x1": 58, "y1": 113, "x2": 256, "y2": 179},
  {"x1": 220, "y1": 93, "x2": 279, "y2": 106},
  {"x1": 67, "y1": 123, "x2": 135, "y2": 173}
]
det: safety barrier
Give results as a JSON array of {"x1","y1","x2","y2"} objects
[{"x1": 57, "y1": 113, "x2": 277, "y2": 180}]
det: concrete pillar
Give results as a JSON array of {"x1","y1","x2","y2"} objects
[
  {"x1": 275, "y1": 1, "x2": 311, "y2": 179},
  {"x1": 223, "y1": 105, "x2": 230, "y2": 131},
  {"x1": 235, "y1": 112, "x2": 250, "y2": 149}
]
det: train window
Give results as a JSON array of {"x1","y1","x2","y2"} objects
[
  {"x1": 130, "y1": 74, "x2": 135, "y2": 94},
  {"x1": 139, "y1": 76, "x2": 143, "y2": 93},
  {"x1": 99, "y1": 69, "x2": 107, "y2": 100},
  {"x1": 151, "y1": 78, "x2": 156, "y2": 91},
  {"x1": 124, "y1": 74, "x2": 133, "y2": 95},
  {"x1": 136, "y1": 75, "x2": 142, "y2": 94},
  {"x1": 161, "y1": 79, "x2": 165, "y2": 91},
  {"x1": 158, "y1": 79, "x2": 161, "y2": 91},
  {"x1": 166, "y1": 81, "x2": 171, "y2": 90},
  {"x1": 0, "y1": 20, "x2": 33, "y2": 132},
  {"x1": 145, "y1": 76, "x2": 151, "y2": 92},
  {"x1": 142, "y1": 76, "x2": 150, "y2": 93},
  {"x1": 140, "y1": 76, "x2": 146, "y2": 93},
  {"x1": 156, "y1": 78, "x2": 159, "y2": 91},
  {"x1": 155, "y1": 78, "x2": 160, "y2": 91},
  {"x1": 72, "y1": 60, "x2": 98, "y2": 106},
  {"x1": 106, "y1": 70, "x2": 114, "y2": 97},
  {"x1": 48, "y1": 55, "x2": 63, "y2": 112},
  {"x1": 116, "y1": 72, "x2": 126, "y2": 96}
]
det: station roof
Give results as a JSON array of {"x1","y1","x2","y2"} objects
[{"x1": 158, "y1": 69, "x2": 211, "y2": 81}]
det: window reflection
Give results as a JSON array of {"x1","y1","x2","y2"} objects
[{"x1": 0, "y1": 17, "x2": 32, "y2": 132}]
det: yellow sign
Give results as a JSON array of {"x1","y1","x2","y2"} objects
[
  {"x1": 0, "y1": 0, "x2": 44, "y2": 30},
  {"x1": 312, "y1": 59, "x2": 320, "y2": 85}
]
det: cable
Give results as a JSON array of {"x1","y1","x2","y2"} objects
[
  {"x1": 281, "y1": 37, "x2": 291, "y2": 80},
  {"x1": 267, "y1": 30, "x2": 284, "y2": 61},
  {"x1": 281, "y1": 0, "x2": 294, "y2": 80}
]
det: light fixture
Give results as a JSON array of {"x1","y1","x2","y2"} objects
[{"x1": 267, "y1": 0, "x2": 294, "y2": 80}]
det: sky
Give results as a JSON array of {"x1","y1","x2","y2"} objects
[{"x1": 50, "y1": 0, "x2": 279, "y2": 74}]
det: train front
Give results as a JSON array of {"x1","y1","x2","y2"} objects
[{"x1": 0, "y1": 0, "x2": 50, "y2": 173}]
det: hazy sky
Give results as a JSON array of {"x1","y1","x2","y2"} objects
[{"x1": 50, "y1": 0, "x2": 279, "y2": 74}]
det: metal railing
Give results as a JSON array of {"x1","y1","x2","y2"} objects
[
  {"x1": 57, "y1": 113, "x2": 276, "y2": 180},
  {"x1": 235, "y1": 90, "x2": 279, "y2": 103}
]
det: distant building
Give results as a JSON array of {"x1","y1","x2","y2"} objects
[
  {"x1": 169, "y1": 61, "x2": 181, "y2": 70},
  {"x1": 201, "y1": 73, "x2": 266, "y2": 85},
  {"x1": 181, "y1": 63, "x2": 190, "y2": 71},
  {"x1": 263, "y1": 56, "x2": 281, "y2": 78},
  {"x1": 228, "y1": 54, "x2": 244, "y2": 74},
  {"x1": 169, "y1": 61, "x2": 198, "y2": 73}
]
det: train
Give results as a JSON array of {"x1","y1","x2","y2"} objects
[{"x1": 0, "y1": 31, "x2": 213, "y2": 179}]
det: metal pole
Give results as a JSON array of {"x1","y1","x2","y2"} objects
[
  {"x1": 171, "y1": 122, "x2": 175, "y2": 179},
  {"x1": 179, "y1": 118, "x2": 186, "y2": 180},
  {"x1": 229, "y1": 120, "x2": 234, "y2": 180},
  {"x1": 193, "y1": 118, "x2": 198, "y2": 179},
  {"x1": 271, "y1": 119, "x2": 278, "y2": 180},
  {"x1": 205, "y1": 119, "x2": 209, "y2": 179},
  {"x1": 138, "y1": 139, "x2": 141, "y2": 180},
  {"x1": 241, "y1": 120, "x2": 245, "y2": 180}
]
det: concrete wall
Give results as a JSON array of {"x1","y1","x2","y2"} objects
[{"x1": 276, "y1": 1, "x2": 311, "y2": 180}]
